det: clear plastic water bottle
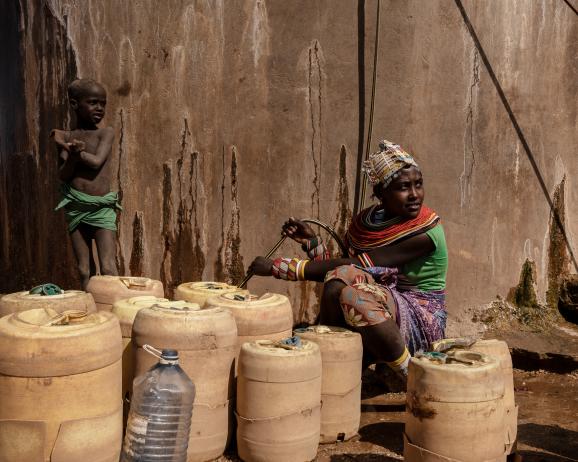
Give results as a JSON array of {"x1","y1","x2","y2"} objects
[{"x1": 121, "y1": 345, "x2": 195, "y2": 462}]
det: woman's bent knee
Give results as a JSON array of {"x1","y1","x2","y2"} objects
[
  {"x1": 325, "y1": 264, "x2": 374, "y2": 286},
  {"x1": 323, "y1": 279, "x2": 346, "y2": 295},
  {"x1": 340, "y1": 285, "x2": 393, "y2": 328}
]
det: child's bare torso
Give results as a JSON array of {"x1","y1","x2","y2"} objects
[{"x1": 65, "y1": 128, "x2": 113, "y2": 196}]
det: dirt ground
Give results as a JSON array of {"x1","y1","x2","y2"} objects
[{"x1": 221, "y1": 368, "x2": 578, "y2": 461}]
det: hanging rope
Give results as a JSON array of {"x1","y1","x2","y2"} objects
[
  {"x1": 353, "y1": 0, "x2": 366, "y2": 219},
  {"x1": 359, "y1": 0, "x2": 381, "y2": 212},
  {"x1": 562, "y1": 0, "x2": 578, "y2": 16},
  {"x1": 454, "y1": 0, "x2": 578, "y2": 274},
  {"x1": 355, "y1": 0, "x2": 381, "y2": 216}
]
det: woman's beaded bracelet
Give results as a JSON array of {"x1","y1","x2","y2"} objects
[
  {"x1": 301, "y1": 236, "x2": 331, "y2": 261},
  {"x1": 272, "y1": 257, "x2": 309, "y2": 281}
]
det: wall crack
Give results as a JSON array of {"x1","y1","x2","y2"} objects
[{"x1": 459, "y1": 49, "x2": 479, "y2": 207}]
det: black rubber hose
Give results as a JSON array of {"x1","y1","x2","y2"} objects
[{"x1": 238, "y1": 218, "x2": 349, "y2": 288}]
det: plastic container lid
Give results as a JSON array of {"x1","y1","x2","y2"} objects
[{"x1": 161, "y1": 349, "x2": 179, "y2": 361}]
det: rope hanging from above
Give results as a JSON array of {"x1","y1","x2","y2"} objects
[{"x1": 356, "y1": 0, "x2": 382, "y2": 215}]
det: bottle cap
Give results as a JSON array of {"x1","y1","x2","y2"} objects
[
  {"x1": 161, "y1": 349, "x2": 179, "y2": 361},
  {"x1": 143, "y1": 344, "x2": 179, "y2": 364}
]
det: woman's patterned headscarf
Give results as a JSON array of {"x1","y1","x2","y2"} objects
[{"x1": 362, "y1": 140, "x2": 419, "y2": 188}]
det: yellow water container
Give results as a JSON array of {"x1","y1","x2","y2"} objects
[
  {"x1": 237, "y1": 340, "x2": 322, "y2": 462},
  {"x1": 132, "y1": 302, "x2": 237, "y2": 462},
  {"x1": 431, "y1": 338, "x2": 518, "y2": 454},
  {"x1": 470, "y1": 340, "x2": 517, "y2": 454},
  {"x1": 0, "y1": 290, "x2": 96, "y2": 318},
  {"x1": 0, "y1": 308, "x2": 122, "y2": 462},
  {"x1": 175, "y1": 281, "x2": 244, "y2": 307},
  {"x1": 294, "y1": 326, "x2": 362, "y2": 443},
  {"x1": 111, "y1": 296, "x2": 169, "y2": 412},
  {"x1": 404, "y1": 350, "x2": 506, "y2": 462},
  {"x1": 205, "y1": 292, "x2": 293, "y2": 362},
  {"x1": 86, "y1": 276, "x2": 164, "y2": 312}
]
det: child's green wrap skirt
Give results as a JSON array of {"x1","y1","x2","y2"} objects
[{"x1": 55, "y1": 183, "x2": 122, "y2": 232}]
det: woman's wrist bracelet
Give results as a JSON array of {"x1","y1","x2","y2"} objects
[
  {"x1": 301, "y1": 235, "x2": 330, "y2": 261},
  {"x1": 272, "y1": 257, "x2": 309, "y2": 281},
  {"x1": 301, "y1": 236, "x2": 320, "y2": 252}
]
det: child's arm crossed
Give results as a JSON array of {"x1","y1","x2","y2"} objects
[{"x1": 76, "y1": 127, "x2": 114, "y2": 170}]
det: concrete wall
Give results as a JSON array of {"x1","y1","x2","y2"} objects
[{"x1": 1, "y1": 0, "x2": 576, "y2": 323}]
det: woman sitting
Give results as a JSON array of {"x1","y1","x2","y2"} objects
[{"x1": 249, "y1": 140, "x2": 448, "y2": 383}]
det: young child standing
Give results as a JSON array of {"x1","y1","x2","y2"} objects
[{"x1": 52, "y1": 78, "x2": 121, "y2": 289}]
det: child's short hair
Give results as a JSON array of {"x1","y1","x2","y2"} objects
[{"x1": 67, "y1": 78, "x2": 104, "y2": 101}]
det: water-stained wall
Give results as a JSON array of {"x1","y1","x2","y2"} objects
[{"x1": 1, "y1": 0, "x2": 576, "y2": 323}]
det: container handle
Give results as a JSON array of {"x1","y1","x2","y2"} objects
[
  {"x1": 42, "y1": 309, "x2": 89, "y2": 326},
  {"x1": 143, "y1": 344, "x2": 163, "y2": 360},
  {"x1": 120, "y1": 277, "x2": 148, "y2": 289}
]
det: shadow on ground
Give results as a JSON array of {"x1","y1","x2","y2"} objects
[
  {"x1": 358, "y1": 422, "x2": 404, "y2": 454},
  {"x1": 360, "y1": 403, "x2": 405, "y2": 413},
  {"x1": 329, "y1": 454, "x2": 400, "y2": 461},
  {"x1": 518, "y1": 450, "x2": 576, "y2": 462},
  {"x1": 518, "y1": 423, "x2": 578, "y2": 460}
]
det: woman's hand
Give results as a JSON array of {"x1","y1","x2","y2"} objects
[
  {"x1": 249, "y1": 256, "x2": 274, "y2": 276},
  {"x1": 282, "y1": 217, "x2": 316, "y2": 245}
]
